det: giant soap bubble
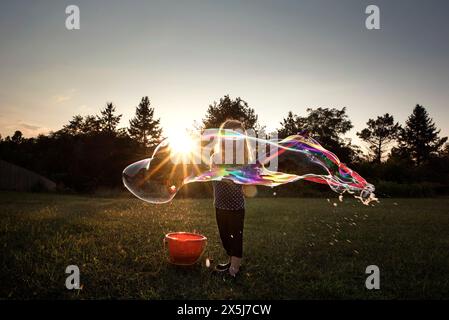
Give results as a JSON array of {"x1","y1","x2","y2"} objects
[{"x1": 122, "y1": 131, "x2": 376, "y2": 205}]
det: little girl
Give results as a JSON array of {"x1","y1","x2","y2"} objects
[{"x1": 212, "y1": 119, "x2": 252, "y2": 277}]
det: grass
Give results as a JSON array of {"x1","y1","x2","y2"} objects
[{"x1": 1, "y1": 191, "x2": 448, "y2": 299}]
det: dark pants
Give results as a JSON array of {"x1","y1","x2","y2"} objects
[{"x1": 215, "y1": 208, "x2": 245, "y2": 258}]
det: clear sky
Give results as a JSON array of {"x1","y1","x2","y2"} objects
[{"x1": 1, "y1": 0, "x2": 448, "y2": 147}]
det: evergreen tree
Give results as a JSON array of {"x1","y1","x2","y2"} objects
[
  {"x1": 81, "y1": 115, "x2": 101, "y2": 134},
  {"x1": 99, "y1": 102, "x2": 122, "y2": 134},
  {"x1": 396, "y1": 104, "x2": 447, "y2": 165},
  {"x1": 128, "y1": 96, "x2": 162, "y2": 147},
  {"x1": 357, "y1": 113, "x2": 401, "y2": 163}
]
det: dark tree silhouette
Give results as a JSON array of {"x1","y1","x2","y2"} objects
[
  {"x1": 99, "y1": 102, "x2": 122, "y2": 134},
  {"x1": 128, "y1": 96, "x2": 162, "y2": 148},
  {"x1": 395, "y1": 105, "x2": 447, "y2": 166},
  {"x1": 298, "y1": 107, "x2": 353, "y2": 142},
  {"x1": 11, "y1": 130, "x2": 24, "y2": 144},
  {"x1": 81, "y1": 115, "x2": 101, "y2": 134},
  {"x1": 278, "y1": 107, "x2": 357, "y2": 163},
  {"x1": 62, "y1": 115, "x2": 84, "y2": 135},
  {"x1": 442, "y1": 143, "x2": 449, "y2": 158},
  {"x1": 59, "y1": 115, "x2": 102, "y2": 136},
  {"x1": 278, "y1": 111, "x2": 306, "y2": 138},
  {"x1": 357, "y1": 113, "x2": 401, "y2": 163},
  {"x1": 202, "y1": 95, "x2": 258, "y2": 129}
]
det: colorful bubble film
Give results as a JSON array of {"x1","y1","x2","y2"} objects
[{"x1": 122, "y1": 131, "x2": 376, "y2": 205}]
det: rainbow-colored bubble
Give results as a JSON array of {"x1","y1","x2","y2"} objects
[{"x1": 122, "y1": 131, "x2": 376, "y2": 205}]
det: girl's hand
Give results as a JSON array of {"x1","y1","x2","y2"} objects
[{"x1": 242, "y1": 185, "x2": 257, "y2": 198}]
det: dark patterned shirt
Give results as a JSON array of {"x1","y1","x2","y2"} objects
[{"x1": 213, "y1": 180, "x2": 245, "y2": 210}]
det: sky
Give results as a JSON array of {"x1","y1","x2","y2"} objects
[{"x1": 0, "y1": 0, "x2": 448, "y2": 148}]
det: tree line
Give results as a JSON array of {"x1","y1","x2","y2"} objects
[{"x1": 0, "y1": 95, "x2": 448, "y2": 196}]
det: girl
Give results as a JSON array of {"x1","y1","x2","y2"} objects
[{"x1": 212, "y1": 119, "x2": 253, "y2": 277}]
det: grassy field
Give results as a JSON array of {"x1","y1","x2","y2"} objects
[{"x1": 1, "y1": 192, "x2": 448, "y2": 299}]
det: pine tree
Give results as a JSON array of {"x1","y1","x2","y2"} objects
[
  {"x1": 357, "y1": 113, "x2": 401, "y2": 163},
  {"x1": 81, "y1": 115, "x2": 101, "y2": 134},
  {"x1": 99, "y1": 102, "x2": 122, "y2": 134},
  {"x1": 396, "y1": 104, "x2": 447, "y2": 165},
  {"x1": 128, "y1": 96, "x2": 162, "y2": 147}
]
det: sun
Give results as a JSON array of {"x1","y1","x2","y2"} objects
[{"x1": 167, "y1": 130, "x2": 195, "y2": 156}]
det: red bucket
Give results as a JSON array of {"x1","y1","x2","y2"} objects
[{"x1": 163, "y1": 232, "x2": 207, "y2": 265}]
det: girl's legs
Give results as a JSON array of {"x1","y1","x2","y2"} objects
[{"x1": 215, "y1": 208, "x2": 245, "y2": 275}]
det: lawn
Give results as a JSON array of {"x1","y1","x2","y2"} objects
[{"x1": 1, "y1": 192, "x2": 448, "y2": 299}]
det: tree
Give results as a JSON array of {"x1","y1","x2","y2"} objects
[
  {"x1": 11, "y1": 130, "x2": 24, "y2": 144},
  {"x1": 81, "y1": 115, "x2": 101, "y2": 134},
  {"x1": 395, "y1": 104, "x2": 447, "y2": 166},
  {"x1": 62, "y1": 115, "x2": 84, "y2": 135},
  {"x1": 202, "y1": 95, "x2": 258, "y2": 130},
  {"x1": 60, "y1": 115, "x2": 102, "y2": 136},
  {"x1": 98, "y1": 102, "x2": 122, "y2": 134},
  {"x1": 278, "y1": 107, "x2": 357, "y2": 162},
  {"x1": 278, "y1": 111, "x2": 305, "y2": 138},
  {"x1": 128, "y1": 96, "x2": 162, "y2": 148},
  {"x1": 357, "y1": 113, "x2": 401, "y2": 163},
  {"x1": 441, "y1": 143, "x2": 449, "y2": 158},
  {"x1": 298, "y1": 107, "x2": 353, "y2": 143}
]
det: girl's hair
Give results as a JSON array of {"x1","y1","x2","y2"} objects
[
  {"x1": 220, "y1": 119, "x2": 245, "y2": 132},
  {"x1": 215, "y1": 119, "x2": 253, "y2": 165}
]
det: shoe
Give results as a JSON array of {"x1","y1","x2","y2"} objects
[{"x1": 214, "y1": 262, "x2": 231, "y2": 272}]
